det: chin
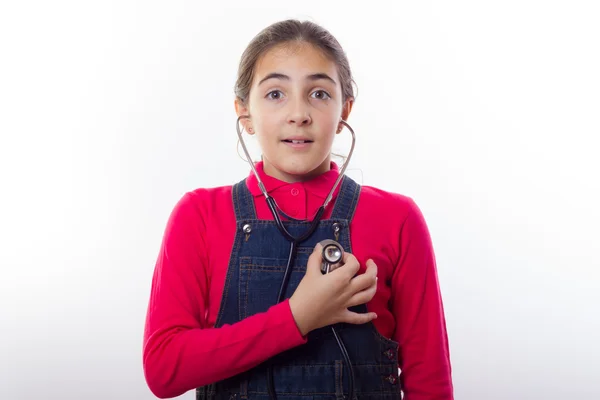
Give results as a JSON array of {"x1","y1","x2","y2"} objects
[
  {"x1": 279, "y1": 162, "x2": 316, "y2": 176},
  {"x1": 271, "y1": 157, "x2": 328, "y2": 180}
]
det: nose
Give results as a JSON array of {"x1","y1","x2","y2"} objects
[{"x1": 287, "y1": 98, "x2": 312, "y2": 127}]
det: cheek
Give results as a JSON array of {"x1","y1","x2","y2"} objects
[
  {"x1": 252, "y1": 118, "x2": 276, "y2": 139},
  {"x1": 248, "y1": 103, "x2": 274, "y2": 129},
  {"x1": 319, "y1": 114, "x2": 341, "y2": 135}
]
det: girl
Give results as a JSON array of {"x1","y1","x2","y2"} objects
[{"x1": 143, "y1": 19, "x2": 453, "y2": 400}]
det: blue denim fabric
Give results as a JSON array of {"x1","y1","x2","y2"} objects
[{"x1": 197, "y1": 176, "x2": 401, "y2": 400}]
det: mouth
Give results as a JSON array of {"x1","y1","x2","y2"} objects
[
  {"x1": 281, "y1": 138, "x2": 314, "y2": 149},
  {"x1": 282, "y1": 139, "x2": 314, "y2": 144}
]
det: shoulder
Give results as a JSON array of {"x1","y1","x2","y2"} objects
[
  {"x1": 354, "y1": 182, "x2": 432, "y2": 241},
  {"x1": 357, "y1": 184, "x2": 421, "y2": 222},
  {"x1": 166, "y1": 183, "x2": 237, "y2": 226},
  {"x1": 185, "y1": 183, "x2": 235, "y2": 208}
]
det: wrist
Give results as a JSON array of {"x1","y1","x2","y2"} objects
[{"x1": 288, "y1": 296, "x2": 311, "y2": 337}]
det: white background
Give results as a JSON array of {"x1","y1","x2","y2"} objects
[{"x1": 1, "y1": 1, "x2": 599, "y2": 399}]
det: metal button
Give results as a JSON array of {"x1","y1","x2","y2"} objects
[
  {"x1": 385, "y1": 374, "x2": 398, "y2": 385},
  {"x1": 242, "y1": 224, "x2": 252, "y2": 234},
  {"x1": 383, "y1": 349, "x2": 395, "y2": 360},
  {"x1": 332, "y1": 222, "x2": 342, "y2": 233}
]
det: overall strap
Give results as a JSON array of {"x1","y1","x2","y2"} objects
[
  {"x1": 232, "y1": 178, "x2": 257, "y2": 221},
  {"x1": 329, "y1": 175, "x2": 361, "y2": 221}
]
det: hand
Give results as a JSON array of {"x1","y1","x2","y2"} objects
[{"x1": 288, "y1": 244, "x2": 378, "y2": 336}]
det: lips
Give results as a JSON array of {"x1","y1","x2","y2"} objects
[
  {"x1": 282, "y1": 138, "x2": 314, "y2": 144},
  {"x1": 281, "y1": 137, "x2": 314, "y2": 149}
]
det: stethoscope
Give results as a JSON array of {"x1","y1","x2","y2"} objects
[{"x1": 236, "y1": 115, "x2": 358, "y2": 400}]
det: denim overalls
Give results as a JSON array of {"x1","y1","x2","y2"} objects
[{"x1": 197, "y1": 175, "x2": 401, "y2": 399}]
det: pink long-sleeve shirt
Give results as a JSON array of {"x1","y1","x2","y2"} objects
[{"x1": 143, "y1": 162, "x2": 453, "y2": 399}]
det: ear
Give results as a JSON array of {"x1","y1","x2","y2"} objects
[
  {"x1": 234, "y1": 97, "x2": 254, "y2": 134},
  {"x1": 337, "y1": 98, "x2": 354, "y2": 133}
]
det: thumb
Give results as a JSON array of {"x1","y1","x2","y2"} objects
[{"x1": 307, "y1": 243, "x2": 324, "y2": 274}]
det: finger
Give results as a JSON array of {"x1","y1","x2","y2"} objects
[
  {"x1": 349, "y1": 260, "x2": 378, "y2": 291},
  {"x1": 313, "y1": 242, "x2": 323, "y2": 254},
  {"x1": 306, "y1": 243, "x2": 324, "y2": 275},
  {"x1": 347, "y1": 281, "x2": 377, "y2": 307},
  {"x1": 365, "y1": 258, "x2": 378, "y2": 276},
  {"x1": 341, "y1": 250, "x2": 356, "y2": 265},
  {"x1": 327, "y1": 262, "x2": 343, "y2": 273},
  {"x1": 335, "y1": 252, "x2": 360, "y2": 279},
  {"x1": 339, "y1": 309, "x2": 377, "y2": 325}
]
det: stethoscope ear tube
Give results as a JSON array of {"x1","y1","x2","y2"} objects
[
  {"x1": 236, "y1": 115, "x2": 356, "y2": 211},
  {"x1": 235, "y1": 116, "x2": 357, "y2": 400}
]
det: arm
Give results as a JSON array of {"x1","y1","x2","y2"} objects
[
  {"x1": 391, "y1": 199, "x2": 454, "y2": 399},
  {"x1": 142, "y1": 192, "x2": 307, "y2": 399}
]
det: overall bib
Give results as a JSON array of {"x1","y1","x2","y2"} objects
[{"x1": 197, "y1": 176, "x2": 402, "y2": 400}]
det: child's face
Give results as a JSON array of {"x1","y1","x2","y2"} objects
[{"x1": 236, "y1": 42, "x2": 353, "y2": 182}]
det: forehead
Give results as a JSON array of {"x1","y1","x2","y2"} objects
[{"x1": 253, "y1": 42, "x2": 339, "y2": 82}]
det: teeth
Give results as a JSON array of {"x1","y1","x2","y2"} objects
[{"x1": 292, "y1": 140, "x2": 305, "y2": 144}]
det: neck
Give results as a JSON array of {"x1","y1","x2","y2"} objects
[{"x1": 262, "y1": 157, "x2": 331, "y2": 183}]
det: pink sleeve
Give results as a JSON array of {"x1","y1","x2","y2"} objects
[
  {"x1": 142, "y1": 193, "x2": 307, "y2": 399},
  {"x1": 391, "y1": 198, "x2": 454, "y2": 399}
]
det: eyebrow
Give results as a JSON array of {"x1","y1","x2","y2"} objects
[{"x1": 258, "y1": 72, "x2": 337, "y2": 86}]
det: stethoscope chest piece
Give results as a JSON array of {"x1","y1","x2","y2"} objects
[{"x1": 319, "y1": 239, "x2": 344, "y2": 274}]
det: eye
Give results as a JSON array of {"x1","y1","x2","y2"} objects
[
  {"x1": 311, "y1": 90, "x2": 331, "y2": 100},
  {"x1": 266, "y1": 90, "x2": 284, "y2": 100}
]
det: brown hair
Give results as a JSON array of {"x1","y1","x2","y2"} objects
[{"x1": 234, "y1": 19, "x2": 356, "y2": 105}]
